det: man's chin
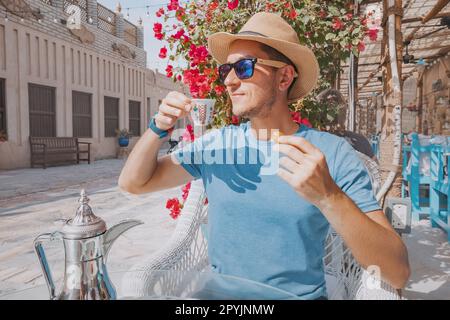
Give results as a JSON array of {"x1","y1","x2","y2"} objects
[{"x1": 232, "y1": 105, "x2": 253, "y2": 117}]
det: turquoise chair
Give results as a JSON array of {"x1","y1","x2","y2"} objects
[
  {"x1": 403, "y1": 133, "x2": 433, "y2": 223},
  {"x1": 429, "y1": 144, "x2": 450, "y2": 242},
  {"x1": 370, "y1": 134, "x2": 380, "y2": 160}
]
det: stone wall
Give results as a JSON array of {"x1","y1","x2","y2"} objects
[
  {"x1": 0, "y1": 1, "x2": 189, "y2": 169},
  {"x1": 0, "y1": 0, "x2": 146, "y2": 67}
]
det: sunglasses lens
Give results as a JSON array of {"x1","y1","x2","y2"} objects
[
  {"x1": 235, "y1": 59, "x2": 254, "y2": 79},
  {"x1": 218, "y1": 59, "x2": 254, "y2": 83},
  {"x1": 219, "y1": 64, "x2": 232, "y2": 83}
]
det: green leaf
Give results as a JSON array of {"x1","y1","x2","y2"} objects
[
  {"x1": 352, "y1": 27, "x2": 360, "y2": 35},
  {"x1": 329, "y1": 6, "x2": 339, "y2": 16},
  {"x1": 325, "y1": 33, "x2": 336, "y2": 41}
]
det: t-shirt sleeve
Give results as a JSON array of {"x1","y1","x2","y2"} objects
[{"x1": 333, "y1": 138, "x2": 382, "y2": 213}]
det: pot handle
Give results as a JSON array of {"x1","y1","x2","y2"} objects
[{"x1": 33, "y1": 231, "x2": 63, "y2": 300}]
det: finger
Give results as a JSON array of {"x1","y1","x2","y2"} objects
[
  {"x1": 160, "y1": 103, "x2": 187, "y2": 118},
  {"x1": 274, "y1": 143, "x2": 306, "y2": 164},
  {"x1": 162, "y1": 95, "x2": 192, "y2": 112},
  {"x1": 155, "y1": 113, "x2": 176, "y2": 127},
  {"x1": 277, "y1": 167, "x2": 296, "y2": 186},
  {"x1": 167, "y1": 91, "x2": 192, "y2": 105},
  {"x1": 279, "y1": 156, "x2": 301, "y2": 174},
  {"x1": 278, "y1": 136, "x2": 319, "y2": 155}
]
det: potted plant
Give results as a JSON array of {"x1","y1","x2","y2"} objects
[
  {"x1": 0, "y1": 130, "x2": 7, "y2": 143},
  {"x1": 115, "y1": 129, "x2": 132, "y2": 147}
]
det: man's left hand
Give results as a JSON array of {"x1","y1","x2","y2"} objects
[{"x1": 274, "y1": 135, "x2": 342, "y2": 209}]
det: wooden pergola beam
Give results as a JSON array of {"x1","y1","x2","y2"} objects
[
  {"x1": 404, "y1": 0, "x2": 450, "y2": 41},
  {"x1": 402, "y1": 11, "x2": 450, "y2": 23},
  {"x1": 422, "y1": 0, "x2": 450, "y2": 23}
]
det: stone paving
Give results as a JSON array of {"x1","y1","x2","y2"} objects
[
  {"x1": 0, "y1": 156, "x2": 449, "y2": 299},
  {"x1": 0, "y1": 156, "x2": 179, "y2": 297}
]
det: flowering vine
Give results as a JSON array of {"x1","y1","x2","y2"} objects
[{"x1": 155, "y1": 0, "x2": 379, "y2": 218}]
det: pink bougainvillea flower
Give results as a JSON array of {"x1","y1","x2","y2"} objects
[
  {"x1": 167, "y1": 0, "x2": 179, "y2": 11},
  {"x1": 208, "y1": 1, "x2": 219, "y2": 11},
  {"x1": 159, "y1": 47, "x2": 167, "y2": 59},
  {"x1": 357, "y1": 41, "x2": 366, "y2": 52},
  {"x1": 182, "y1": 124, "x2": 195, "y2": 142},
  {"x1": 301, "y1": 118, "x2": 312, "y2": 128},
  {"x1": 367, "y1": 28, "x2": 378, "y2": 41},
  {"x1": 153, "y1": 23, "x2": 164, "y2": 40},
  {"x1": 332, "y1": 17, "x2": 344, "y2": 30},
  {"x1": 188, "y1": 44, "x2": 209, "y2": 65},
  {"x1": 214, "y1": 85, "x2": 226, "y2": 96},
  {"x1": 181, "y1": 182, "x2": 191, "y2": 201},
  {"x1": 155, "y1": 8, "x2": 165, "y2": 17},
  {"x1": 319, "y1": 10, "x2": 327, "y2": 19},
  {"x1": 290, "y1": 111, "x2": 312, "y2": 127},
  {"x1": 171, "y1": 28, "x2": 185, "y2": 40},
  {"x1": 153, "y1": 22, "x2": 162, "y2": 33},
  {"x1": 166, "y1": 197, "x2": 182, "y2": 219},
  {"x1": 227, "y1": 0, "x2": 239, "y2": 10},
  {"x1": 165, "y1": 64, "x2": 173, "y2": 77},
  {"x1": 176, "y1": 8, "x2": 186, "y2": 21},
  {"x1": 288, "y1": 9, "x2": 298, "y2": 20},
  {"x1": 182, "y1": 35, "x2": 190, "y2": 44},
  {"x1": 290, "y1": 111, "x2": 301, "y2": 124}
]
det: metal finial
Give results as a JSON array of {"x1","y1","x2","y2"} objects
[
  {"x1": 116, "y1": 2, "x2": 122, "y2": 13},
  {"x1": 79, "y1": 189, "x2": 89, "y2": 204}
]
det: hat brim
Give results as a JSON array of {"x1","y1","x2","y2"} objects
[{"x1": 207, "y1": 32, "x2": 320, "y2": 103}]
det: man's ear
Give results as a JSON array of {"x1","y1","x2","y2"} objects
[{"x1": 278, "y1": 66, "x2": 296, "y2": 92}]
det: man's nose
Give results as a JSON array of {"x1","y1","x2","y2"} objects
[{"x1": 224, "y1": 68, "x2": 240, "y2": 87}]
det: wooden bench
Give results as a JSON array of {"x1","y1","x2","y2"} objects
[{"x1": 29, "y1": 137, "x2": 91, "y2": 169}]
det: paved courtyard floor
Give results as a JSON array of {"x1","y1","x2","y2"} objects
[{"x1": 0, "y1": 157, "x2": 449, "y2": 299}]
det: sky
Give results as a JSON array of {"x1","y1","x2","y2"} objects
[{"x1": 99, "y1": 0, "x2": 182, "y2": 71}]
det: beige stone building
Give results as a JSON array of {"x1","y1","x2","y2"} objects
[{"x1": 0, "y1": 0, "x2": 187, "y2": 169}]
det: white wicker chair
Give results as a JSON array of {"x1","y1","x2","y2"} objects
[{"x1": 121, "y1": 151, "x2": 401, "y2": 300}]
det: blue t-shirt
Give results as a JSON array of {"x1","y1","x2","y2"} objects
[{"x1": 174, "y1": 122, "x2": 381, "y2": 299}]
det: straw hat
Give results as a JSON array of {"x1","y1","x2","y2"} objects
[{"x1": 207, "y1": 12, "x2": 320, "y2": 103}]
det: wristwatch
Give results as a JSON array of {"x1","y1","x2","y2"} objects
[{"x1": 148, "y1": 117, "x2": 172, "y2": 139}]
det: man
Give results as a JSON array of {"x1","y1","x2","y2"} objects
[{"x1": 119, "y1": 12, "x2": 410, "y2": 299}]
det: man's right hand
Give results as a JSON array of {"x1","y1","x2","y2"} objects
[{"x1": 155, "y1": 91, "x2": 192, "y2": 131}]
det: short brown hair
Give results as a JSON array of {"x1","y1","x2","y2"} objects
[{"x1": 258, "y1": 43, "x2": 297, "y2": 94}]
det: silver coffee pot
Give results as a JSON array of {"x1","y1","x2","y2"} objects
[{"x1": 34, "y1": 189, "x2": 143, "y2": 300}]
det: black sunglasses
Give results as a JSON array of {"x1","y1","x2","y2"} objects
[{"x1": 218, "y1": 58, "x2": 298, "y2": 83}]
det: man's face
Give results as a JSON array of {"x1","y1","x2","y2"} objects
[{"x1": 224, "y1": 40, "x2": 278, "y2": 118}]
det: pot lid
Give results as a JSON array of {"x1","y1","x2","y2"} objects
[{"x1": 61, "y1": 189, "x2": 107, "y2": 239}]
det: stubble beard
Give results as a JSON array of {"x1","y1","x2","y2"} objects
[{"x1": 238, "y1": 79, "x2": 277, "y2": 119}]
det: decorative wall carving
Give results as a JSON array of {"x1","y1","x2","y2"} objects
[
  {"x1": 0, "y1": 0, "x2": 43, "y2": 20},
  {"x1": 112, "y1": 43, "x2": 136, "y2": 59},
  {"x1": 67, "y1": 25, "x2": 95, "y2": 44}
]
